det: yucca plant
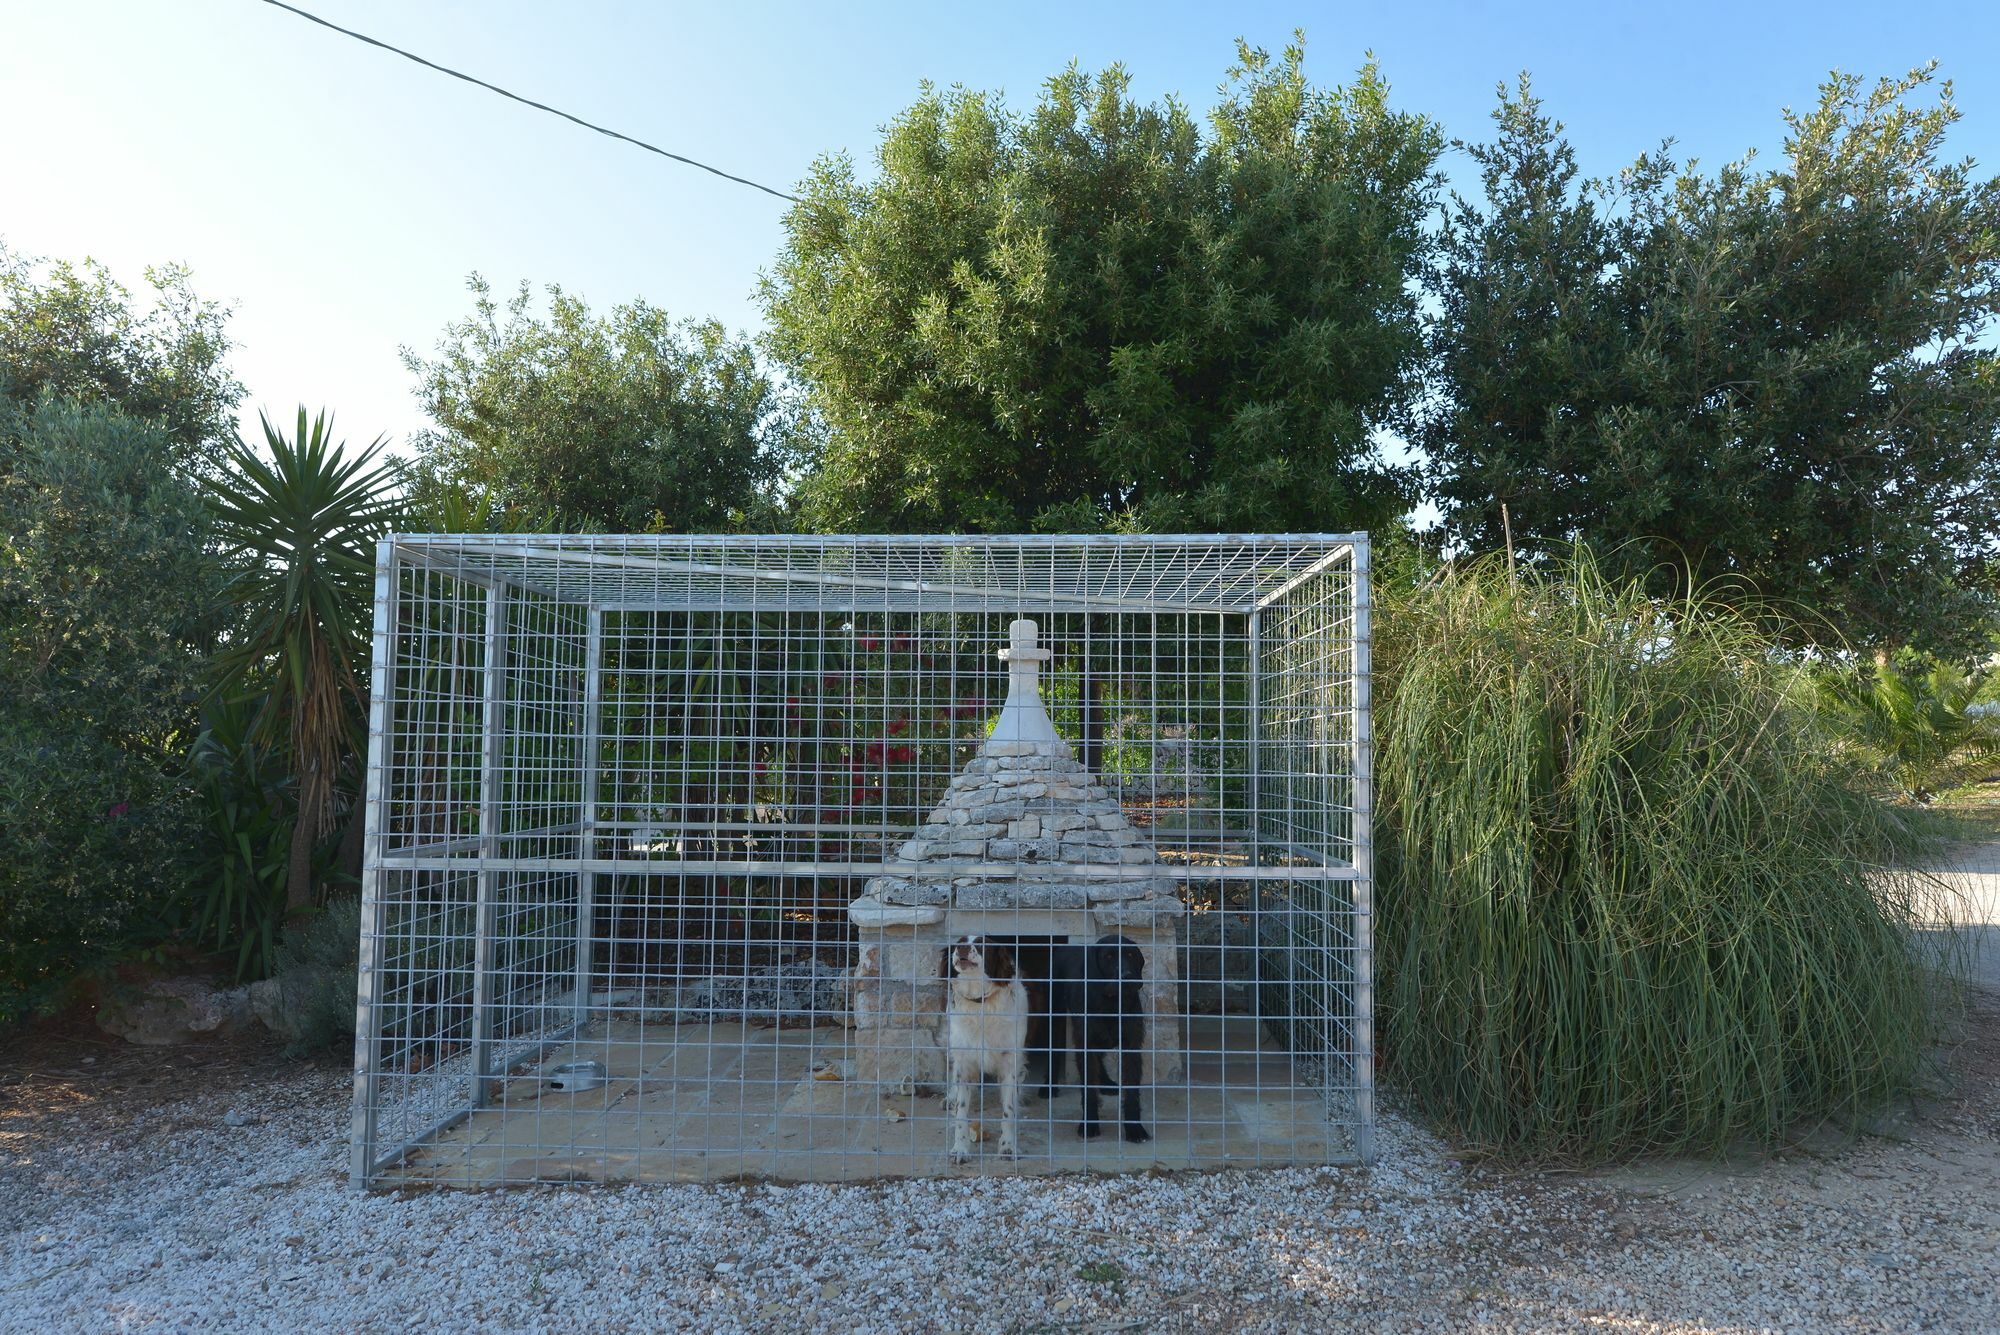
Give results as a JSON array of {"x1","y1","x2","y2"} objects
[
  {"x1": 1815, "y1": 657, "x2": 2000, "y2": 804},
  {"x1": 207, "y1": 408, "x2": 399, "y2": 911},
  {"x1": 1374, "y1": 550, "x2": 1951, "y2": 1158}
]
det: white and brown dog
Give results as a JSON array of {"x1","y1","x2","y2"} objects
[{"x1": 941, "y1": 935, "x2": 1028, "y2": 1162}]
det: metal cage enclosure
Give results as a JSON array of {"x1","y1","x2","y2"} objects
[{"x1": 351, "y1": 534, "x2": 1373, "y2": 1186}]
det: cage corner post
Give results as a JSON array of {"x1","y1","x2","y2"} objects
[
  {"x1": 1351, "y1": 534, "x2": 1376, "y2": 1166},
  {"x1": 575, "y1": 605, "x2": 605, "y2": 1030},
  {"x1": 349, "y1": 537, "x2": 399, "y2": 1188},
  {"x1": 470, "y1": 581, "x2": 510, "y2": 1109}
]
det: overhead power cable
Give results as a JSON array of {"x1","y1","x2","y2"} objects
[{"x1": 255, "y1": 0, "x2": 800, "y2": 203}]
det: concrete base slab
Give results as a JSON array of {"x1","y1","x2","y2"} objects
[{"x1": 383, "y1": 1016, "x2": 1356, "y2": 1186}]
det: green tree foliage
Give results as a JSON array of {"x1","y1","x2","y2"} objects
[
  {"x1": 403, "y1": 275, "x2": 794, "y2": 533},
  {"x1": 1424, "y1": 69, "x2": 2000, "y2": 653},
  {"x1": 761, "y1": 36, "x2": 1443, "y2": 533},
  {"x1": 208, "y1": 409, "x2": 400, "y2": 910},
  {"x1": 0, "y1": 243, "x2": 242, "y2": 476},
  {"x1": 0, "y1": 396, "x2": 221, "y2": 1018}
]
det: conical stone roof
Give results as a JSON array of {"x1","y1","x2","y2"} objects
[{"x1": 858, "y1": 620, "x2": 1178, "y2": 914}]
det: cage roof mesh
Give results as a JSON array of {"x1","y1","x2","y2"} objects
[{"x1": 391, "y1": 533, "x2": 1362, "y2": 614}]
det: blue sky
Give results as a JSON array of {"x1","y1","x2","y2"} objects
[{"x1": 4, "y1": 0, "x2": 1996, "y2": 455}]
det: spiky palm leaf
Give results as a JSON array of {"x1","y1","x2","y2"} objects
[
  {"x1": 1817, "y1": 659, "x2": 2000, "y2": 803},
  {"x1": 208, "y1": 408, "x2": 399, "y2": 909}
]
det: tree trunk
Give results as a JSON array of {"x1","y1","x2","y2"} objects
[{"x1": 287, "y1": 761, "x2": 323, "y2": 911}]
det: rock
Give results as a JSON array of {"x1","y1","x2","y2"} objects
[
  {"x1": 671, "y1": 960, "x2": 849, "y2": 1022},
  {"x1": 247, "y1": 967, "x2": 346, "y2": 1042},
  {"x1": 223, "y1": 1110, "x2": 252, "y2": 1128},
  {"x1": 97, "y1": 977, "x2": 255, "y2": 1046}
]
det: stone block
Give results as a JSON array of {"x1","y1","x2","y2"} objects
[
  {"x1": 954, "y1": 882, "x2": 1089, "y2": 910},
  {"x1": 1084, "y1": 877, "x2": 1165, "y2": 903},
  {"x1": 848, "y1": 897, "x2": 946, "y2": 928},
  {"x1": 873, "y1": 879, "x2": 951, "y2": 907}
]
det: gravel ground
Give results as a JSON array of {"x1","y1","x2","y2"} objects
[{"x1": 3, "y1": 991, "x2": 1997, "y2": 1334}]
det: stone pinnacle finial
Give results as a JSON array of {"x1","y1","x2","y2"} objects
[{"x1": 987, "y1": 617, "x2": 1062, "y2": 746}]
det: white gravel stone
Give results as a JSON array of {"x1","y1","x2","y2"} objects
[{"x1": 6, "y1": 1023, "x2": 1996, "y2": 1335}]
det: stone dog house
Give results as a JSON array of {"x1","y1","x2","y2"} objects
[{"x1": 846, "y1": 619, "x2": 1183, "y2": 1086}]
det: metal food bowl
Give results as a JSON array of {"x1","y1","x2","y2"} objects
[{"x1": 547, "y1": 1060, "x2": 607, "y2": 1093}]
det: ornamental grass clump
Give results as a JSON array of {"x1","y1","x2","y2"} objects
[{"x1": 1375, "y1": 553, "x2": 1951, "y2": 1158}]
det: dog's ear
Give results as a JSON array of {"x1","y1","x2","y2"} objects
[{"x1": 985, "y1": 943, "x2": 1016, "y2": 982}]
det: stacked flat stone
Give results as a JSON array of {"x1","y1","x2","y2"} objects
[{"x1": 856, "y1": 737, "x2": 1178, "y2": 915}]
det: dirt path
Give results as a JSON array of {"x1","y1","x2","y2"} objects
[{"x1": 1925, "y1": 836, "x2": 2000, "y2": 989}]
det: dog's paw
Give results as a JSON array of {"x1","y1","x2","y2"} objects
[
  {"x1": 998, "y1": 1138, "x2": 1020, "y2": 1160},
  {"x1": 1077, "y1": 1121, "x2": 1102, "y2": 1139},
  {"x1": 948, "y1": 1143, "x2": 972, "y2": 1165},
  {"x1": 1123, "y1": 1124, "x2": 1152, "y2": 1144}
]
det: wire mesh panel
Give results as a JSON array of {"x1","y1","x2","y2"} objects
[{"x1": 352, "y1": 535, "x2": 1372, "y2": 1186}]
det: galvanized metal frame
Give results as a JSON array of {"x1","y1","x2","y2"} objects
[{"x1": 352, "y1": 534, "x2": 1373, "y2": 1186}]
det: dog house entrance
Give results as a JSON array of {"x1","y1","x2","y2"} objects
[{"x1": 351, "y1": 535, "x2": 1372, "y2": 1186}]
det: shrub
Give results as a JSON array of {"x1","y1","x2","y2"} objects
[
  {"x1": 0, "y1": 396, "x2": 217, "y2": 1020},
  {"x1": 1374, "y1": 551, "x2": 1950, "y2": 1157},
  {"x1": 0, "y1": 725, "x2": 199, "y2": 1020},
  {"x1": 263, "y1": 896, "x2": 360, "y2": 1056},
  {"x1": 185, "y1": 693, "x2": 298, "y2": 981}
]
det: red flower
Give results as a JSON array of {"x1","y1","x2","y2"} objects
[
  {"x1": 887, "y1": 717, "x2": 910, "y2": 736},
  {"x1": 890, "y1": 635, "x2": 912, "y2": 653},
  {"x1": 751, "y1": 761, "x2": 769, "y2": 776},
  {"x1": 857, "y1": 636, "x2": 880, "y2": 651},
  {"x1": 887, "y1": 745, "x2": 915, "y2": 764},
  {"x1": 822, "y1": 673, "x2": 845, "y2": 689},
  {"x1": 106, "y1": 801, "x2": 132, "y2": 820},
  {"x1": 864, "y1": 741, "x2": 886, "y2": 763}
]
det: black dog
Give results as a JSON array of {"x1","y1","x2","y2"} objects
[{"x1": 1047, "y1": 934, "x2": 1151, "y2": 1143}]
